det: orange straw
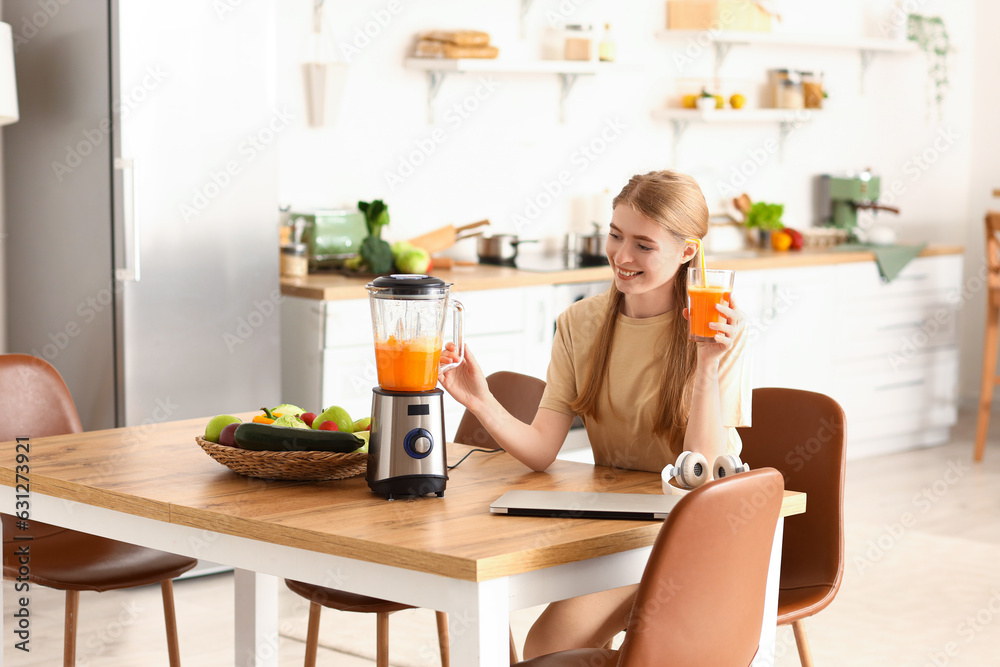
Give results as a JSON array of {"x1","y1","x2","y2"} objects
[{"x1": 686, "y1": 238, "x2": 706, "y2": 272}]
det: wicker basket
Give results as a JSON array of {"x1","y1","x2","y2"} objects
[{"x1": 195, "y1": 436, "x2": 366, "y2": 481}]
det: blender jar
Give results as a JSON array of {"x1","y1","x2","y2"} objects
[{"x1": 366, "y1": 274, "x2": 464, "y2": 392}]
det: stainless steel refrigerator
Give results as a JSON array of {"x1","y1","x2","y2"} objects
[{"x1": 3, "y1": 0, "x2": 281, "y2": 431}]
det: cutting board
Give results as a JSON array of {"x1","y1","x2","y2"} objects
[{"x1": 408, "y1": 219, "x2": 489, "y2": 254}]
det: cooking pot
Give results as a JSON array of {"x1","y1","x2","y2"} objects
[
  {"x1": 477, "y1": 234, "x2": 538, "y2": 264},
  {"x1": 567, "y1": 223, "x2": 609, "y2": 262}
]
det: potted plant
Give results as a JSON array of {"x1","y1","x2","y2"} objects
[
  {"x1": 697, "y1": 88, "x2": 717, "y2": 112},
  {"x1": 907, "y1": 14, "x2": 952, "y2": 120},
  {"x1": 743, "y1": 201, "x2": 785, "y2": 249}
]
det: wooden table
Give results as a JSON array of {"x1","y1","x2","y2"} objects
[{"x1": 0, "y1": 418, "x2": 804, "y2": 666}]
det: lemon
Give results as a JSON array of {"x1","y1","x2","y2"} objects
[
  {"x1": 682, "y1": 94, "x2": 698, "y2": 109},
  {"x1": 730, "y1": 93, "x2": 746, "y2": 109}
]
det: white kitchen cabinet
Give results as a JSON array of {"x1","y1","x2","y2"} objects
[
  {"x1": 736, "y1": 255, "x2": 962, "y2": 458},
  {"x1": 281, "y1": 285, "x2": 554, "y2": 441}
]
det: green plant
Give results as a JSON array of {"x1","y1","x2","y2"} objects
[
  {"x1": 907, "y1": 14, "x2": 951, "y2": 120},
  {"x1": 744, "y1": 201, "x2": 785, "y2": 231},
  {"x1": 357, "y1": 199, "x2": 393, "y2": 274}
]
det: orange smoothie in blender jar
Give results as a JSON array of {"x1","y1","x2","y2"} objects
[
  {"x1": 374, "y1": 335, "x2": 442, "y2": 392},
  {"x1": 687, "y1": 286, "x2": 731, "y2": 341}
]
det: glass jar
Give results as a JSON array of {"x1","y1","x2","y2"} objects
[
  {"x1": 598, "y1": 23, "x2": 616, "y2": 62},
  {"x1": 280, "y1": 243, "x2": 309, "y2": 278},
  {"x1": 777, "y1": 78, "x2": 804, "y2": 110},
  {"x1": 800, "y1": 71, "x2": 824, "y2": 109},
  {"x1": 564, "y1": 24, "x2": 595, "y2": 61},
  {"x1": 768, "y1": 69, "x2": 790, "y2": 108}
]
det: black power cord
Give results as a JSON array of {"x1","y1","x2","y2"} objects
[{"x1": 447, "y1": 447, "x2": 504, "y2": 470}]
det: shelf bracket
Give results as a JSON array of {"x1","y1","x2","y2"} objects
[
  {"x1": 670, "y1": 119, "x2": 690, "y2": 165},
  {"x1": 713, "y1": 41, "x2": 735, "y2": 89},
  {"x1": 778, "y1": 120, "x2": 793, "y2": 163},
  {"x1": 859, "y1": 50, "x2": 876, "y2": 94},
  {"x1": 425, "y1": 70, "x2": 448, "y2": 124},
  {"x1": 520, "y1": 0, "x2": 534, "y2": 39},
  {"x1": 558, "y1": 73, "x2": 580, "y2": 124}
]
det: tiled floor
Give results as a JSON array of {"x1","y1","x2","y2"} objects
[{"x1": 4, "y1": 409, "x2": 1000, "y2": 666}]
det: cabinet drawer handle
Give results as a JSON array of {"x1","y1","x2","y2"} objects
[
  {"x1": 877, "y1": 320, "x2": 927, "y2": 332},
  {"x1": 874, "y1": 378, "x2": 925, "y2": 392}
]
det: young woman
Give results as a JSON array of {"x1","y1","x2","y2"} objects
[{"x1": 439, "y1": 169, "x2": 751, "y2": 658}]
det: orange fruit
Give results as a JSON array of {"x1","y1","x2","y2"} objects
[
  {"x1": 682, "y1": 94, "x2": 698, "y2": 109},
  {"x1": 730, "y1": 93, "x2": 746, "y2": 109},
  {"x1": 771, "y1": 231, "x2": 793, "y2": 251}
]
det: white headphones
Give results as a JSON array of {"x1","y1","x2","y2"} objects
[{"x1": 662, "y1": 451, "x2": 750, "y2": 495}]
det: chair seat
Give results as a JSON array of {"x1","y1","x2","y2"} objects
[
  {"x1": 777, "y1": 584, "x2": 838, "y2": 626},
  {"x1": 516, "y1": 648, "x2": 619, "y2": 666},
  {"x1": 285, "y1": 579, "x2": 412, "y2": 614},
  {"x1": 2, "y1": 519, "x2": 196, "y2": 592}
]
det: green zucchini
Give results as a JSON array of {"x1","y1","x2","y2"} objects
[{"x1": 234, "y1": 423, "x2": 364, "y2": 453}]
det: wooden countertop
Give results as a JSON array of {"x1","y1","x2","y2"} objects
[{"x1": 281, "y1": 244, "x2": 965, "y2": 301}]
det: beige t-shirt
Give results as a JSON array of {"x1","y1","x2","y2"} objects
[{"x1": 538, "y1": 291, "x2": 752, "y2": 473}]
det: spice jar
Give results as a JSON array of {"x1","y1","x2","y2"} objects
[
  {"x1": 800, "y1": 71, "x2": 824, "y2": 109},
  {"x1": 564, "y1": 24, "x2": 595, "y2": 61},
  {"x1": 280, "y1": 243, "x2": 309, "y2": 278},
  {"x1": 598, "y1": 23, "x2": 616, "y2": 62},
  {"x1": 768, "y1": 69, "x2": 790, "y2": 108}
]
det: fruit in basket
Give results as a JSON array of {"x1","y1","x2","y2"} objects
[
  {"x1": 352, "y1": 417, "x2": 372, "y2": 432},
  {"x1": 218, "y1": 423, "x2": 240, "y2": 448},
  {"x1": 205, "y1": 415, "x2": 242, "y2": 443},
  {"x1": 313, "y1": 405, "x2": 353, "y2": 433},
  {"x1": 234, "y1": 423, "x2": 364, "y2": 452},
  {"x1": 301, "y1": 412, "x2": 317, "y2": 427},
  {"x1": 354, "y1": 429, "x2": 371, "y2": 454},
  {"x1": 271, "y1": 403, "x2": 305, "y2": 417},
  {"x1": 317, "y1": 421, "x2": 339, "y2": 431}
]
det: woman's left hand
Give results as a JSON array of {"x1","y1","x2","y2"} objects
[{"x1": 682, "y1": 295, "x2": 746, "y2": 362}]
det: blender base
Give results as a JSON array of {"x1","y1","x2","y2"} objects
[{"x1": 368, "y1": 474, "x2": 447, "y2": 500}]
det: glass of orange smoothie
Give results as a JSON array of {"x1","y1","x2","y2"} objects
[{"x1": 687, "y1": 268, "x2": 734, "y2": 342}]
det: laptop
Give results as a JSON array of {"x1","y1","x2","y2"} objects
[{"x1": 490, "y1": 490, "x2": 681, "y2": 521}]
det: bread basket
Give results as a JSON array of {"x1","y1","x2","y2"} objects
[{"x1": 195, "y1": 436, "x2": 366, "y2": 481}]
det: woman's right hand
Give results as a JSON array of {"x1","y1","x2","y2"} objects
[{"x1": 439, "y1": 342, "x2": 490, "y2": 411}]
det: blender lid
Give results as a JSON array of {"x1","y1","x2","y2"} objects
[{"x1": 366, "y1": 274, "x2": 451, "y2": 295}]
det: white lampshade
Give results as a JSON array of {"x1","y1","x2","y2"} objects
[{"x1": 0, "y1": 22, "x2": 19, "y2": 126}]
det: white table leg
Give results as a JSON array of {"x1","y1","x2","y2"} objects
[
  {"x1": 752, "y1": 517, "x2": 784, "y2": 667},
  {"x1": 234, "y1": 569, "x2": 279, "y2": 667},
  {"x1": 449, "y1": 577, "x2": 511, "y2": 667}
]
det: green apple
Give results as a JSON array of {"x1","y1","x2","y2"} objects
[
  {"x1": 353, "y1": 430, "x2": 370, "y2": 454},
  {"x1": 352, "y1": 417, "x2": 372, "y2": 432},
  {"x1": 313, "y1": 405, "x2": 353, "y2": 433},
  {"x1": 205, "y1": 415, "x2": 241, "y2": 443},
  {"x1": 271, "y1": 403, "x2": 305, "y2": 417}
]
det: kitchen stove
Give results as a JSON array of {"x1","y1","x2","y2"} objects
[{"x1": 480, "y1": 252, "x2": 610, "y2": 273}]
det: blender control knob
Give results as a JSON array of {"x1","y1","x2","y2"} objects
[{"x1": 403, "y1": 428, "x2": 434, "y2": 459}]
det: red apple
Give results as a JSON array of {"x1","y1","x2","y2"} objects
[
  {"x1": 784, "y1": 227, "x2": 804, "y2": 250},
  {"x1": 218, "y1": 422, "x2": 240, "y2": 448},
  {"x1": 317, "y1": 421, "x2": 339, "y2": 431},
  {"x1": 301, "y1": 412, "x2": 317, "y2": 427}
]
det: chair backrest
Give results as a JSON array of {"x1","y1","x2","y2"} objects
[
  {"x1": 986, "y1": 212, "x2": 1000, "y2": 304},
  {"x1": 737, "y1": 387, "x2": 846, "y2": 594},
  {"x1": 453, "y1": 371, "x2": 546, "y2": 448},
  {"x1": 0, "y1": 354, "x2": 83, "y2": 441},
  {"x1": 616, "y1": 468, "x2": 784, "y2": 667}
]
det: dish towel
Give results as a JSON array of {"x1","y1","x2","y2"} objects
[{"x1": 834, "y1": 243, "x2": 928, "y2": 282}]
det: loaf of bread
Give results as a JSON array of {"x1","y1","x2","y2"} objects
[
  {"x1": 420, "y1": 30, "x2": 491, "y2": 47},
  {"x1": 414, "y1": 39, "x2": 499, "y2": 59}
]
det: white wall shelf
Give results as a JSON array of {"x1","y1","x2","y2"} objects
[
  {"x1": 656, "y1": 30, "x2": 917, "y2": 91},
  {"x1": 651, "y1": 108, "x2": 815, "y2": 163},
  {"x1": 405, "y1": 58, "x2": 624, "y2": 124}
]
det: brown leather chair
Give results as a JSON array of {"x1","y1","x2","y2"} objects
[
  {"x1": 285, "y1": 371, "x2": 545, "y2": 666},
  {"x1": 737, "y1": 387, "x2": 847, "y2": 667},
  {"x1": 975, "y1": 210, "x2": 1000, "y2": 461},
  {"x1": 516, "y1": 468, "x2": 785, "y2": 667},
  {"x1": 0, "y1": 353, "x2": 197, "y2": 667}
]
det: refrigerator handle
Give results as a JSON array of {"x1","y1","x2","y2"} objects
[{"x1": 114, "y1": 157, "x2": 140, "y2": 282}]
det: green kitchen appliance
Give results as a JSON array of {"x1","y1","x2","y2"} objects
[
  {"x1": 287, "y1": 208, "x2": 367, "y2": 270},
  {"x1": 817, "y1": 171, "x2": 899, "y2": 236}
]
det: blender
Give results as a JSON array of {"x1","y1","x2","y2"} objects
[{"x1": 365, "y1": 274, "x2": 464, "y2": 499}]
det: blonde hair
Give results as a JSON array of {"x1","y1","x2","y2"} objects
[{"x1": 569, "y1": 170, "x2": 709, "y2": 451}]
